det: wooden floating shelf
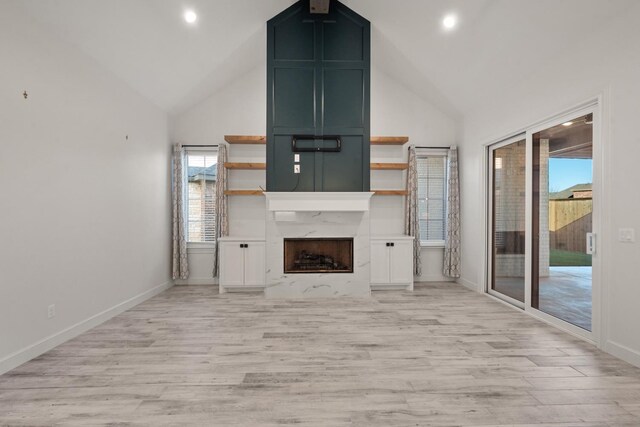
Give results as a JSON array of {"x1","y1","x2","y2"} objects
[
  {"x1": 224, "y1": 135, "x2": 266, "y2": 145},
  {"x1": 224, "y1": 162, "x2": 266, "y2": 170},
  {"x1": 370, "y1": 136, "x2": 409, "y2": 145},
  {"x1": 224, "y1": 135, "x2": 409, "y2": 145},
  {"x1": 371, "y1": 163, "x2": 408, "y2": 170},
  {"x1": 231, "y1": 163, "x2": 411, "y2": 172},
  {"x1": 373, "y1": 190, "x2": 408, "y2": 196},
  {"x1": 225, "y1": 189, "x2": 406, "y2": 196},
  {"x1": 224, "y1": 190, "x2": 264, "y2": 196},
  {"x1": 224, "y1": 162, "x2": 406, "y2": 170}
]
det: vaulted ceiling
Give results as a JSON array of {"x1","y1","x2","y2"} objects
[{"x1": 14, "y1": 0, "x2": 639, "y2": 116}]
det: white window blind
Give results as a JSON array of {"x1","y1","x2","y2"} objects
[
  {"x1": 186, "y1": 150, "x2": 218, "y2": 243},
  {"x1": 417, "y1": 154, "x2": 447, "y2": 245}
]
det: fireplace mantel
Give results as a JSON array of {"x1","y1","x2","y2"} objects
[{"x1": 264, "y1": 192, "x2": 374, "y2": 212}]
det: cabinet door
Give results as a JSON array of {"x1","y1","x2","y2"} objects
[
  {"x1": 389, "y1": 241, "x2": 413, "y2": 284},
  {"x1": 219, "y1": 242, "x2": 245, "y2": 287},
  {"x1": 370, "y1": 240, "x2": 390, "y2": 284},
  {"x1": 243, "y1": 242, "x2": 266, "y2": 287}
]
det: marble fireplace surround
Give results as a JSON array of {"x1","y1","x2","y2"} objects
[{"x1": 264, "y1": 192, "x2": 374, "y2": 298}]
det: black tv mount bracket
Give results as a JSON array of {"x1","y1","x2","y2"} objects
[{"x1": 291, "y1": 135, "x2": 342, "y2": 152}]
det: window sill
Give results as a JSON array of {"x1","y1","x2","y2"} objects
[
  {"x1": 420, "y1": 241, "x2": 445, "y2": 248},
  {"x1": 187, "y1": 242, "x2": 216, "y2": 249}
]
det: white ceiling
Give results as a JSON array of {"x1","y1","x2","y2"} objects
[
  {"x1": 15, "y1": 0, "x2": 639, "y2": 116},
  {"x1": 16, "y1": 0, "x2": 295, "y2": 114},
  {"x1": 347, "y1": 0, "x2": 638, "y2": 116}
]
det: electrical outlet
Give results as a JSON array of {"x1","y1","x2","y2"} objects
[
  {"x1": 47, "y1": 304, "x2": 56, "y2": 319},
  {"x1": 619, "y1": 228, "x2": 635, "y2": 243},
  {"x1": 294, "y1": 154, "x2": 300, "y2": 162},
  {"x1": 294, "y1": 164, "x2": 300, "y2": 174}
]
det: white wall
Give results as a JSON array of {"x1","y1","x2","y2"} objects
[
  {"x1": 459, "y1": 6, "x2": 640, "y2": 366},
  {"x1": 0, "y1": 4, "x2": 171, "y2": 374},
  {"x1": 171, "y1": 65, "x2": 266, "y2": 284},
  {"x1": 370, "y1": 68, "x2": 458, "y2": 282},
  {"x1": 170, "y1": 52, "x2": 458, "y2": 284}
]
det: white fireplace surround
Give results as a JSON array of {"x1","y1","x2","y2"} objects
[
  {"x1": 263, "y1": 192, "x2": 373, "y2": 298},
  {"x1": 264, "y1": 192, "x2": 374, "y2": 212}
]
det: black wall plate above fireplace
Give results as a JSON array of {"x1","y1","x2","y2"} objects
[{"x1": 292, "y1": 135, "x2": 342, "y2": 153}]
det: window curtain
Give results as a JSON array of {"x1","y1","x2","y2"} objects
[
  {"x1": 444, "y1": 146, "x2": 461, "y2": 278},
  {"x1": 405, "y1": 146, "x2": 422, "y2": 276},
  {"x1": 171, "y1": 144, "x2": 189, "y2": 280},
  {"x1": 212, "y1": 144, "x2": 229, "y2": 277}
]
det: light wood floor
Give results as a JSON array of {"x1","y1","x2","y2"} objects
[{"x1": 2, "y1": 283, "x2": 640, "y2": 426}]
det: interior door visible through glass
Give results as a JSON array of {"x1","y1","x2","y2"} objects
[
  {"x1": 532, "y1": 114, "x2": 593, "y2": 331},
  {"x1": 490, "y1": 138, "x2": 526, "y2": 304}
]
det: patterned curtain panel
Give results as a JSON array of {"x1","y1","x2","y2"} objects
[
  {"x1": 444, "y1": 146, "x2": 461, "y2": 278},
  {"x1": 172, "y1": 144, "x2": 189, "y2": 280},
  {"x1": 404, "y1": 146, "x2": 422, "y2": 276},
  {"x1": 212, "y1": 145, "x2": 229, "y2": 277}
]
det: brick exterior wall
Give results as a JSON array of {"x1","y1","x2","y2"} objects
[
  {"x1": 188, "y1": 180, "x2": 216, "y2": 242},
  {"x1": 494, "y1": 141, "x2": 526, "y2": 279},
  {"x1": 493, "y1": 139, "x2": 550, "y2": 278}
]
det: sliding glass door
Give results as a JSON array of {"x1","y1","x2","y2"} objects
[
  {"x1": 532, "y1": 114, "x2": 593, "y2": 331},
  {"x1": 488, "y1": 136, "x2": 526, "y2": 306},
  {"x1": 486, "y1": 105, "x2": 598, "y2": 339}
]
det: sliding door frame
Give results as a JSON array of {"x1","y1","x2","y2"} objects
[
  {"x1": 487, "y1": 134, "x2": 527, "y2": 309},
  {"x1": 526, "y1": 102, "x2": 600, "y2": 342},
  {"x1": 484, "y1": 97, "x2": 602, "y2": 345}
]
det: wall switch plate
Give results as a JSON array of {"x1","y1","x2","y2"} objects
[
  {"x1": 619, "y1": 228, "x2": 635, "y2": 243},
  {"x1": 294, "y1": 154, "x2": 300, "y2": 162},
  {"x1": 47, "y1": 304, "x2": 56, "y2": 319},
  {"x1": 294, "y1": 164, "x2": 300, "y2": 174}
]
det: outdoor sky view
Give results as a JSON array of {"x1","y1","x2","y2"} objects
[{"x1": 549, "y1": 158, "x2": 593, "y2": 193}]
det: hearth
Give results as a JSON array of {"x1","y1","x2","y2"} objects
[{"x1": 284, "y1": 238, "x2": 353, "y2": 274}]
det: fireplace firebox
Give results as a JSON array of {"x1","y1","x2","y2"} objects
[{"x1": 284, "y1": 238, "x2": 354, "y2": 274}]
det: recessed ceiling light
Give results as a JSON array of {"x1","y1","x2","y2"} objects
[
  {"x1": 442, "y1": 14, "x2": 457, "y2": 30},
  {"x1": 562, "y1": 121, "x2": 573, "y2": 127},
  {"x1": 184, "y1": 10, "x2": 197, "y2": 24}
]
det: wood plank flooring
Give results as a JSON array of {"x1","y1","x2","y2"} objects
[{"x1": 1, "y1": 283, "x2": 640, "y2": 426}]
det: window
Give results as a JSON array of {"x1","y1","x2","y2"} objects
[
  {"x1": 417, "y1": 153, "x2": 448, "y2": 246},
  {"x1": 186, "y1": 150, "x2": 217, "y2": 243}
]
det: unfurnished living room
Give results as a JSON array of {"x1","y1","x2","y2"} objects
[{"x1": 2, "y1": 0, "x2": 640, "y2": 425}]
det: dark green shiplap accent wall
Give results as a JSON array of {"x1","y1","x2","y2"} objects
[{"x1": 266, "y1": 0, "x2": 371, "y2": 192}]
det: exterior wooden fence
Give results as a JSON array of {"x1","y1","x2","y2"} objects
[{"x1": 549, "y1": 198, "x2": 592, "y2": 253}]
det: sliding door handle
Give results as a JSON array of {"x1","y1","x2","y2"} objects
[{"x1": 586, "y1": 232, "x2": 596, "y2": 255}]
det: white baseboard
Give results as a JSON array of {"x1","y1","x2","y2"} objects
[
  {"x1": 174, "y1": 277, "x2": 218, "y2": 286},
  {"x1": 221, "y1": 285, "x2": 265, "y2": 294},
  {"x1": 415, "y1": 276, "x2": 456, "y2": 283},
  {"x1": 605, "y1": 340, "x2": 640, "y2": 369},
  {"x1": 0, "y1": 280, "x2": 173, "y2": 375},
  {"x1": 457, "y1": 277, "x2": 479, "y2": 292},
  {"x1": 371, "y1": 283, "x2": 412, "y2": 291}
]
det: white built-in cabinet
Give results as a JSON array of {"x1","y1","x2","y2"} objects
[
  {"x1": 370, "y1": 236, "x2": 414, "y2": 290},
  {"x1": 218, "y1": 237, "x2": 265, "y2": 293}
]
